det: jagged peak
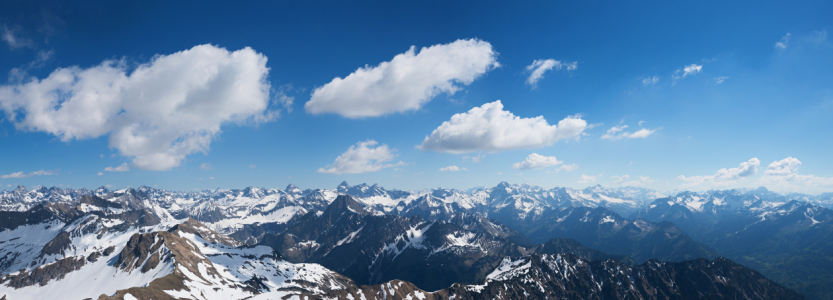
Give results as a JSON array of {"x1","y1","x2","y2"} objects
[
  {"x1": 169, "y1": 217, "x2": 240, "y2": 247},
  {"x1": 323, "y1": 195, "x2": 369, "y2": 217},
  {"x1": 13, "y1": 185, "x2": 27, "y2": 194}
]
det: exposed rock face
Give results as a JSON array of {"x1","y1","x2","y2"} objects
[
  {"x1": 322, "y1": 254, "x2": 806, "y2": 300},
  {"x1": 0, "y1": 256, "x2": 87, "y2": 288},
  {"x1": 522, "y1": 206, "x2": 718, "y2": 263},
  {"x1": 0, "y1": 184, "x2": 822, "y2": 300},
  {"x1": 635, "y1": 190, "x2": 833, "y2": 299},
  {"x1": 259, "y1": 195, "x2": 536, "y2": 291},
  {"x1": 257, "y1": 196, "x2": 712, "y2": 292}
]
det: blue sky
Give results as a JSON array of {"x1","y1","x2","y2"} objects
[{"x1": 1, "y1": 1, "x2": 832, "y2": 193}]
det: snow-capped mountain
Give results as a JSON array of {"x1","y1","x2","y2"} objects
[
  {"x1": 0, "y1": 185, "x2": 814, "y2": 300},
  {"x1": 0, "y1": 181, "x2": 664, "y2": 242},
  {"x1": 633, "y1": 187, "x2": 833, "y2": 299},
  {"x1": 0, "y1": 200, "x2": 357, "y2": 299},
  {"x1": 321, "y1": 253, "x2": 805, "y2": 300},
  {"x1": 519, "y1": 205, "x2": 718, "y2": 263},
  {"x1": 254, "y1": 195, "x2": 719, "y2": 291},
  {"x1": 256, "y1": 195, "x2": 535, "y2": 291},
  {"x1": 335, "y1": 181, "x2": 664, "y2": 227},
  {"x1": 632, "y1": 187, "x2": 832, "y2": 241}
]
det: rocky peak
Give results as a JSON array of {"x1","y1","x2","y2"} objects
[
  {"x1": 12, "y1": 185, "x2": 27, "y2": 196},
  {"x1": 336, "y1": 181, "x2": 350, "y2": 193},
  {"x1": 242, "y1": 186, "x2": 265, "y2": 198},
  {"x1": 322, "y1": 195, "x2": 369, "y2": 219},
  {"x1": 285, "y1": 184, "x2": 301, "y2": 193}
]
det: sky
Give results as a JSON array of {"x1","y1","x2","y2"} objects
[{"x1": 1, "y1": 0, "x2": 832, "y2": 194}]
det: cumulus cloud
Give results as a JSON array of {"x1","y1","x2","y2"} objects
[
  {"x1": 1, "y1": 170, "x2": 57, "y2": 179},
  {"x1": 200, "y1": 163, "x2": 213, "y2": 171},
  {"x1": 758, "y1": 157, "x2": 833, "y2": 192},
  {"x1": 713, "y1": 76, "x2": 729, "y2": 84},
  {"x1": 418, "y1": 100, "x2": 587, "y2": 154},
  {"x1": 775, "y1": 33, "x2": 791, "y2": 49},
  {"x1": 763, "y1": 157, "x2": 801, "y2": 176},
  {"x1": 318, "y1": 140, "x2": 406, "y2": 174},
  {"x1": 512, "y1": 153, "x2": 562, "y2": 170},
  {"x1": 305, "y1": 39, "x2": 499, "y2": 118},
  {"x1": 600, "y1": 124, "x2": 657, "y2": 140},
  {"x1": 676, "y1": 158, "x2": 760, "y2": 188},
  {"x1": 0, "y1": 44, "x2": 277, "y2": 171},
  {"x1": 439, "y1": 165, "x2": 466, "y2": 172},
  {"x1": 525, "y1": 59, "x2": 577, "y2": 88},
  {"x1": 642, "y1": 76, "x2": 659, "y2": 86}
]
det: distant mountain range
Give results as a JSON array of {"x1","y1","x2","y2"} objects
[
  {"x1": 0, "y1": 182, "x2": 830, "y2": 299},
  {"x1": 634, "y1": 188, "x2": 833, "y2": 300}
]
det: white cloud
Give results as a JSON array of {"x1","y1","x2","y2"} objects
[
  {"x1": 676, "y1": 158, "x2": 760, "y2": 188},
  {"x1": 0, "y1": 44, "x2": 277, "y2": 171},
  {"x1": 642, "y1": 76, "x2": 659, "y2": 86},
  {"x1": 200, "y1": 163, "x2": 213, "y2": 171},
  {"x1": 318, "y1": 140, "x2": 406, "y2": 174},
  {"x1": 1, "y1": 170, "x2": 57, "y2": 179},
  {"x1": 764, "y1": 157, "x2": 801, "y2": 176},
  {"x1": 600, "y1": 124, "x2": 657, "y2": 140},
  {"x1": 630, "y1": 176, "x2": 654, "y2": 186},
  {"x1": 628, "y1": 128, "x2": 655, "y2": 139},
  {"x1": 775, "y1": 33, "x2": 792, "y2": 49},
  {"x1": 578, "y1": 174, "x2": 600, "y2": 184},
  {"x1": 512, "y1": 153, "x2": 562, "y2": 170},
  {"x1": 2, "y1": 25, "x2": 34, "y2": 49},
  {"x1": 102, "y1": 163, "x2": 130, "y2": 173},
  {"x1": 714, "y1": 76, "x2": 729, "y2": 84},
  {"x1": 672, "y1": 64, "x2": 703, "y2": 85},
  {"x1": 305, "y1": 39, "x2": 499, "y2": 118},
  {"x1": 418, "y1": 100, "x2": 587, "y2": 153},
  {"x1": 249, "y1": 164, "x2": 257, "y2": 169},
  {"x1": 463, "y1": 154, "x2": 485, "y2": 163},
  {"x1": 613, "y1": 175, "x2": 654, "y2": 186},
  {"x1": 758, "y1": 157, "x2": 833, "y2": 192},
  {"x1": 612, "y1": 175, "x2": 629, "y2": 184},
  {"x1": 554, "y1": 164, "x2": 578, "y2": 172},
  {"x1": 439, "y1": 165, "x2": 466, "y2": 172},
  {"x1": 525, "y1": 59, "x2": 577, "y2": 88},
  {"x1": 683, "y1": 64, "x2": 702, "y2": 77}
]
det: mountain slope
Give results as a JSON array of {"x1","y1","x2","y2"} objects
[
  {"x1": 635, "y1": 189, "x2": 833, "y2": 299},
  {"x1": 258, "y1": 195, "x2": 716, "y2": 292},
  {"x1": 523, "y1": 206, "x2": 718, "y2": 263},
  {"x1": 321, "y1": 253, "x2": 805, "y2": 300}
]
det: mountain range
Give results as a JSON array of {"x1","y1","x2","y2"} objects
[{"x1": 0, "y1": 182, "x2": 830, "y2": 299}]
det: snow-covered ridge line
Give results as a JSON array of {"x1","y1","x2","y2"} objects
[{"x1": 2, "y1": 182, "x2": 830, "y2": 241}]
